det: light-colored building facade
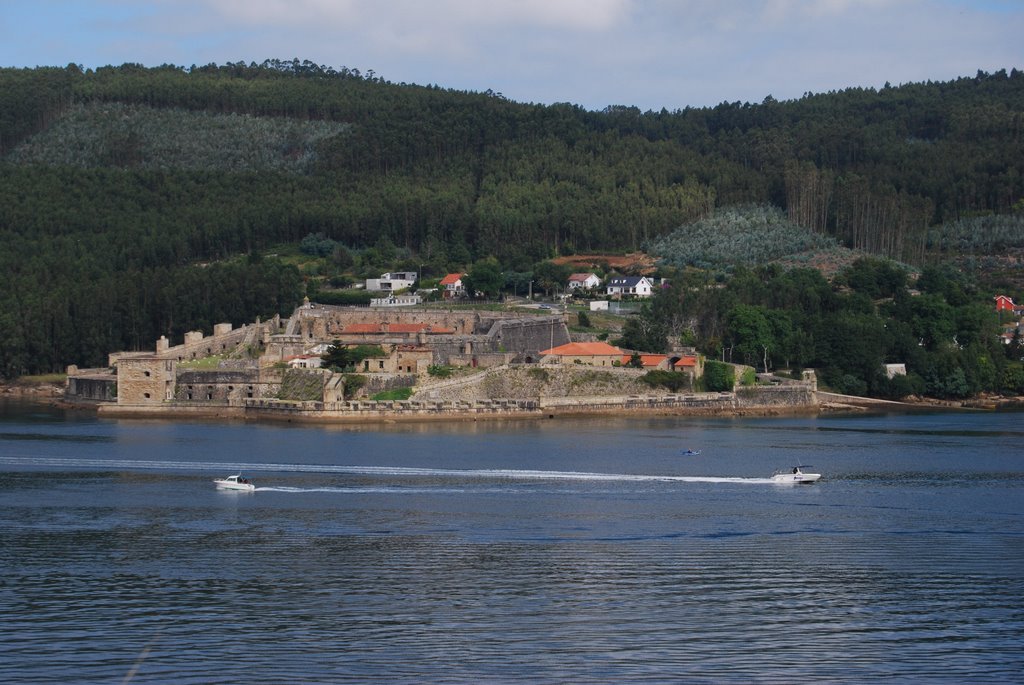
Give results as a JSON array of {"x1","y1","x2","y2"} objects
[{"x1": 606, "y1": 276, "x2": 654, "y2": 298}]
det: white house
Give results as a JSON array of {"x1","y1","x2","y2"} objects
[
  {"x1": 287, "y1": 354, "x2": 324, "y2": 369},
  {"x1": 567, "y1": 272, "x2": 602, "y2": 291},
  {"x1": 606, "y1": 276, "x2": 654, "y2": 298},
  {"x1": 440, "y1": 273, "x2": 466, "y2": 299},
  {"x1": 371, "y1": 294, "x2": 423, "y2": 307},
  {"x1": 365, "y1": 271, "x2": 418, "y2": 292}
]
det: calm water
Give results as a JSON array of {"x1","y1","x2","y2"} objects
[{"x1": 1, "y1": 402, "x2": 1022, "y2": 684}]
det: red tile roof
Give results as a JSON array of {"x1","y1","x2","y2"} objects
[
  {"x1": 620, "y1": 354, "x2": 667, "y2": 367},
  {"x1": 342, "y1": 323, "x2": 383, "y2": 333},
  {"x1": 674, "y1": 355, "x2": 698, "y2": 368},
  {"x1": 541, "y1": 342, "x2": 623, "y2": 356},
  {"x1": 440, "y1": 273, "x2": 464, "y2": 286}
]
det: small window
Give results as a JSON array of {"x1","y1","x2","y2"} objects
[
  {"x1": 187, "y1": 392, "x2": 193, "y2": 400},
  {"x1": 143, "y1": 392, "x2": 151, "y2": 399},
  {"x1": 378, "y1": 361, "x2": 385, "y2": 369},
  {"x1": 228, "y1": 386, "x2": 234, "y2": 391},
  {"x1": 207, "y1": 393, "x2": 212, "y2": 400},
  {"x1": 143, "y1": 370, "x2": 151, "y2": 377}
]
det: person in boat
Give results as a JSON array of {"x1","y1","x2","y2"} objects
[{"x1": 792, "y1": 467, "x2": 799, "y2": 474}]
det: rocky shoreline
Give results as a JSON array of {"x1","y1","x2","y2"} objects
[
  {"x1": 0, "y1": 381, "x2": 65, "y2": 401},
  {"x1": 4, "y1": 378, "x2": 1021, "y2": 419}
]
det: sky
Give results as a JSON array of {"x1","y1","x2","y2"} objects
[{"x1": 1, "y1": 0, "x2": 1022, "y2": 111}]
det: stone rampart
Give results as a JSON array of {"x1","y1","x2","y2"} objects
[
  {"x1": 65, "y1": 372, "x2": 117, "y2": 402},
  {"x1": 735, "y1": 384, "x2": 816, "y2": 408},
  {"x1": 176, "y1": 369, "x2": 275, "y2": 403}
]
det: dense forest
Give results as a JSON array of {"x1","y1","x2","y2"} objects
[{"x1": 1, "y1": 60, "x2": 1023, "y2": 384}]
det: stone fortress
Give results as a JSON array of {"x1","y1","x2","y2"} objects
[{"x1": 65, "y1": 300, "x2": 817, "y2": 421}]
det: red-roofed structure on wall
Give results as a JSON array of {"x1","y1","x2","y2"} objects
[
  {"x1": 540, "y1": 342, "x2": 623, "y2": 366},
  {"x1": 619, "y1": 353, "x2": 669, "y2": 369}
]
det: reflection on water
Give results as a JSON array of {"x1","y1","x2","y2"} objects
[{"x1": 1, "y1": 403, "x2": 1022, "y2": 683}]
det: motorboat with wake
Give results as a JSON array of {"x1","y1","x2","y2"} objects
[
  {"x1": 681, "y1": 449, "x2": 701, "y2": 456},
  {"x1": 213, "y1": 474, "x2": 255, "y2": 491},
  {"x1": 771, "y1": 466, "x2": 821, "y2": 484}
]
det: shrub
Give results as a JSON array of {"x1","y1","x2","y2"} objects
[
  {"x1": 372, "y1": 387, "x2": 413, "y2": 401},
  {"x1": 427, "y1": 365, "x2": 453, "y2": 379},
  {"x1": 703, "y1": 360, "x2": 735, "y2": 391},
  {"x1": 639, "y1": 370, "x2": 690, "y2": 392},
  {"x1": 313, "y1": 290, "x2": 373, "y2": 306},
  {"x1": 342, "y1": 374, "x2": 366, "y2": 399},
  {"x1": 527, "y1": 367, "x2": 550, "y2": 382}
]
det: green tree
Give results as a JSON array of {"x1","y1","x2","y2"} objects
[
  {"x1": 462, "y1": 257, "x2": 504, "y2": 299},
  {"x1": 616, "y1": 305, "x2": 668, "y2": 353},
  {"x1": 532, "y1": 260, "x2": 572, "y2": 297},
  {"x1": 704, "y1": 360, "x2": 735, "y2": 391},
  {"x1": 321, "y1": 341, "x2": 351, "y2": 370},
  {"x1": 725, "y1": 304, "x2": 773, "y2": 372}
]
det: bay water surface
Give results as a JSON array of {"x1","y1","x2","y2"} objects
[{"x1": 1, "y1": 402, "x2": 1022, "y2": 683}]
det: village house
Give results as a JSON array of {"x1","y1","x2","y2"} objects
[
  {"x1": 673, "y1": 354, "x2": 701, "y2": 377},
  {"x1": 287, "y1": 354, "x2": 323, "y2": 369},
  {"x1": 365, "y1": 271, "x2": 417, "y2": 292},
  {"x1": 370, "y1": 293, "x2": 423, "y2": 307},
  {"x1": 619, "y1": 351, "x2": 703, "y2": 378},
  {"x1": 540, "y1": 341, "x2": 624, "y2": 367},
  {"x1": 606, "y1": 276, "x2": 654, "y2": 298},
  {"x1": 440, "y1": 273, "x2": 466, "y2": 299},
  {"x1": 356, "y1": 344, "x2": 434, "y2": 374},
  {"x1": 620, "y1": 353, "x2": 673, "y2": 370},
  {"x1": 567, "y1": 273, "x2": 602, "y2": 291}
]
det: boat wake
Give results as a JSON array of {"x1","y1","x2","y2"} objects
[{"x1": 0, "y1": 454, "x2": 776, "y2": 485}]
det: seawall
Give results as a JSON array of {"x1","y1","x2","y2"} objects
[{"x1": 97, "y1": 384, "x2": 818, "y2": 424}]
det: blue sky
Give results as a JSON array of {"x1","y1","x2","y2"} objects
[{"x1": 1, "y1": 0, "x2": 1021, "y2": 110}]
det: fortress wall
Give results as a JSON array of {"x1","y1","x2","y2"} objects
[
  {"x1": 116, "y1": 358, "x2": 175, "y2": 404},
  {"x1": 65, "y1": 375, "x2": 117, "y2": 402},
  {"x1": 447, "y1": 352, "x2": 516, "y2": 369},
  {"x1": 489, "y1": 317, "x2": 570, "y2": 357},
  {"x1": 301, "y1": 305, "x2": 482, "y2": 336},
  {"x1": 164, "y1": 324, "x2": 256, "y2": 361},
  {"x1": 175, "y1": 370, "x2": 271, "y2": 403},
  {"x1": 735, "y1": 384, "x2": 817, "y2": 408},
  {"x1": 295, "y1": 304, "x2": 548, "y2": 338}
]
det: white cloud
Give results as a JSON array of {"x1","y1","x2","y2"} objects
[{"x1": 203, "y1": 0, "x2": 627, "y2": 31}]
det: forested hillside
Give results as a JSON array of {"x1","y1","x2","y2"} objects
[{"x1": 1, "y1": 60, "x2": 1023, "y2": 378}]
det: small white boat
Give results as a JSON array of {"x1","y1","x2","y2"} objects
[
  {"x1": 771, "y1": 466, "x2": 821, "y2": 484},
  {"x1": 213, "y1": 474, "x2": 255, "y2": 491}
]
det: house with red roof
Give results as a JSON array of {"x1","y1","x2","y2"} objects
[
  {"x1": 995, "y1": 295, "x2": 1016, "y2": 313},
  {"x1": 617, "y1": 351, "x2": 702, "y2": 377},
  {"x1": 620, "y1": 353, "x2": 670, "y2": 369},
  {"x1": 567, "y1": 273, "x2": 601, "y2": 291},
  {"x1": 540, "y1": 341, "x2": 624, "y2": 366},
  {"x1": 673, "y1": 354, "x2": 702, "y2": 378},
  {"x1": 440, "y1": 273, "x2": 466, "y2": 299}
]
